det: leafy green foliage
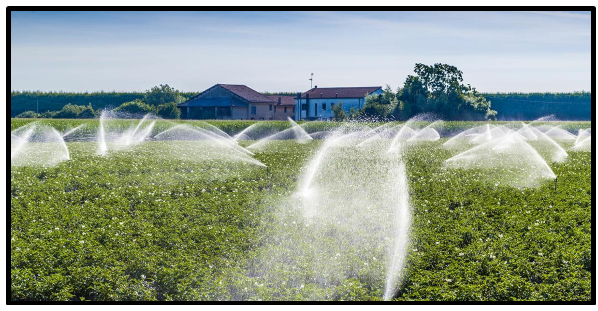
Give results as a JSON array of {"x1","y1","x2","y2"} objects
[
  {"x1": 54, "y1": 104, "x2": 96, "y2": 119},
  {"x1": 143, "y1": 84, "x2": 186, "y2": 107},
  {"x1": 358, "y1": 85, "x2": 398, "y2": 120},
  {"x1": 113, "y1": 100, "x2": 155, "y2": 116},
  {"x1": 396, "y1": 63, "x2": 496, "y2": 121},
  {"x1": 331, "y1": 102, "x2": 347, "y2": 121},
  {"x1": 156, "y1": 102, "x2": 181, "y2": 119},
  {"x1": 15, "y1": 111, "x2": 40, "y2": 118}
]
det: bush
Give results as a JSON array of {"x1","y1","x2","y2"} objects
[
  {"x1": 156, "y1": 102, "x2": 181, "y2": 119},
  {"x1": 54, "y1": 104, "x2": 96, "y2": 119},
  {"x1": 113, "y1": 100, "x2": 154, "y2": 116},
  {"x1": 144, "y1": 84, "x2": 186, "y2": 107},
  {"x1": 15, "y1": 111, "x2": 39, "y2": 118}
]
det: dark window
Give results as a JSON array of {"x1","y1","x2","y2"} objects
[
  {"x1": 322, "y1": 103, "x2": 326, "y2": 111},
  {"x1": 314, "y1": 103, "x2": 318, "y2": 112},
  {"x1": 284, "y1": 107, "x2": 287, "y2": 113},
  {"x1": 216, "y1": 107, "x2": 231, "y2": 117},
  {"x1": 269, "y1": 104, "x2": 273, "y2": 111},
  {"x1": 301, "y1": 104, "x2": 307, "y2": 111},
  {"x1": 293, "y1": 107, "x2": 295, "y2": 113},
  {"x1": 251, "y1": 106, "x2": 256, "y2": 115}
]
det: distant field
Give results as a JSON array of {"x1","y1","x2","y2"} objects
[{"x1": 10, "y1": 119, "x2": 592, "y2": 301}]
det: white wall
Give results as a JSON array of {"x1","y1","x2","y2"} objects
[{"x1": 295, "y1": 89, "x2": 383, "y2": 120}]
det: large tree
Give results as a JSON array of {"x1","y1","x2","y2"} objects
[{"x1": 395, "y1": 63, "x2": 496, "y2": 120}]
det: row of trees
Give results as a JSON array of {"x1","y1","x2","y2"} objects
[
  {"x1": 15, "y1": 85, "x2": 185, "y2": 119},
  {"x1": 333, "y1": 63, "x2": 497, "y2": 121}
]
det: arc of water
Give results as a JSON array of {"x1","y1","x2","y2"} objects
[
  {"x1": 575, "y1": 129, "x2": 591, "y2": 146},
  {"x1": 406, "y1": 120, "x2": 443, "y2": 142},
  {"x1": 233, "y1": 123, "x2": 258, "y2": 141},
  {"x1": 62, "y1": 123, "x2": 86, "y2": 138},
  {"x1": 11, "y1": 125, "x2": 36, "y2": 159},
  {"x1": 388, "y1": 124, "x2": 416, "y2": 153},
  {"x1": 98, "y1": 111, "x2": 108, "y2": 155},
  {"x1": 383, "y1": 160, "x2": 411, "y2": 301},
  {"x1": 124, "y1": 114, "x2": 151, "y2": 146},
  {"x1": 247, "y1": 118, "x2": 312, "y2": 150},
  {"x1": 288, "y1": 117, "x2": 313, "y2": 142},
  {"x1": 527, "y1": 126, "x2": 568, "y2": 162},
  {"x1": 543, "y1": 125, "x2": 577, "y2": 140},
  {"x1": 52, "y1": 127, "x2": 71, "y2": 161},
  {"x1": 155, "y1": 124, "x2": 255, "y2": 157}
]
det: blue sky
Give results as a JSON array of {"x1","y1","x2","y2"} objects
[{"x1": 10, "y1": 11, "x2": 592, "y2": 92}]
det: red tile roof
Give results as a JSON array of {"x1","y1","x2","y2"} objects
[
  {"x1": 218, "y1": 84, "x2": 275, "y2": 103},
  {"x1": 266, "y1": 95, "x2": 296, "y2": 106},
  {"x1": 300, "y1": 86, "x2": 382, "y2": 99}
]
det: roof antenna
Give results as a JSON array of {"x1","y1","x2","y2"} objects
[{"x1": 309, "y1": 73, "x2": 313, "y2": 89}]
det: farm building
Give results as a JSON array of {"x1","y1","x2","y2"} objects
[
  {"x1": 178, "y1": 84, "x2": 283, "y2": 120},
  {"x1": 266, "y1": 95, "x2": 296, "y2": 120},
  {"x1": 295, "y1": 86, "x2": 383, "y2": 120}
]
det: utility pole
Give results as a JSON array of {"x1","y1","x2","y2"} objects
[{"x1": 309, "y1": 73, "x2": 313, "y2": 89}]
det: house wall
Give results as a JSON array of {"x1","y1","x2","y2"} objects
[
  {"x1": 295, "y1": 89, "x2": 383, "y2": 120},
  {"x1": 247, "y1": 102, "x2": 275, "y2": 120},
  {"x1": 273, "y1": 106, "x2": 295, "y2": 120},
  {"x1": 232, "y1": 107, "x2": 248, "y2": 120}
]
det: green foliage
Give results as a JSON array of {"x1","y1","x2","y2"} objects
[
  {"x1": 113, "y1": 100, "x2": 155, "y2": 116},
  {"x1": 397, "y1": 63, "x2": 496, "y2": 121},
  {"x1": 331, "y1": 102, "x2": 347, "y2": 121},
  {"x1": 359, "y1": 85, "x2": 398, "y2": 120},
  {"x1": 143, "y1": 84, "x2": 186, "y2": 107},
  {"x1": 156, "y1": 102, "x2": 181, "y2": 119},
  {"x1": 15, "y1": 111, "x2": 39, "y2": 118},
  {"x1": 10, "y1": 91, "x2": 146, "y2": 117},
  {"x1": 54, "y1": 104, "x2": 96, "y2": 119}
]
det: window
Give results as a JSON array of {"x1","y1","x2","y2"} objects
[
  {"x1": 251, "y1": 106, "x2": 256, "y2": 115},
  {"x1": 216, "y1": 107, "x2": 231, "y2": 117},
  {"x1": 269, "y1": 104, "x2": 273, "y2": 111},
  {"x1": 322, "y1": 103, "x2": 326, "y2": 111},
  {"x1": 301, "y1": 104, "x2": 307, "y2": 111},
  {"x1": 284, "y1": 107, "x2": 287, "y2": 113},
  {"x1": 314, "y1": 103, "x2": 318, "y2": 112},
  {"x1": 293, "y1": 107, "x2": 295, "y2": 113}
]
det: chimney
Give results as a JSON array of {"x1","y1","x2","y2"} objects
[
  {"x1": 320, "y1": 93, "x2": 323, "y2": 98},
  {"x1": 335, "y1": 93, "x2": 338, "y2": 98},
  {"x1": 315, "y1": 85, "x2": 317, "y2": 89}
]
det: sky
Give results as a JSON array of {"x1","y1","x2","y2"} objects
[{"x1": 10, "y1": 11, "x2": 592, "y2": 93}]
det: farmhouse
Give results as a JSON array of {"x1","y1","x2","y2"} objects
[
  {"x1": 266, "y1": 95, "x2": 296, "y2": 120},
  {"x1": 295, "y1": 86, "x2": 383, "y2": 120},
  {"x1": 178, "y1": 84, "x2": 278, "y2": 120}
]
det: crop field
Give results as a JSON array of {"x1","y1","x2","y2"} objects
[{"x1": 10, "y1": 118, "x2": 592, "y2": 301}]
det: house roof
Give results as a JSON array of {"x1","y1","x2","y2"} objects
[
  {"x1": 266, "y1": 95, "x2": 296, "y2": 106},
  {"x1": 300, "y1": 86, "x2": 382, "y2": 99},
  {"x1": 178, "y1": 84, "x2": 275, "y2": 107},
  {"x1": 218, "y1": 84, "x2": 275, "y2": 103}
]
